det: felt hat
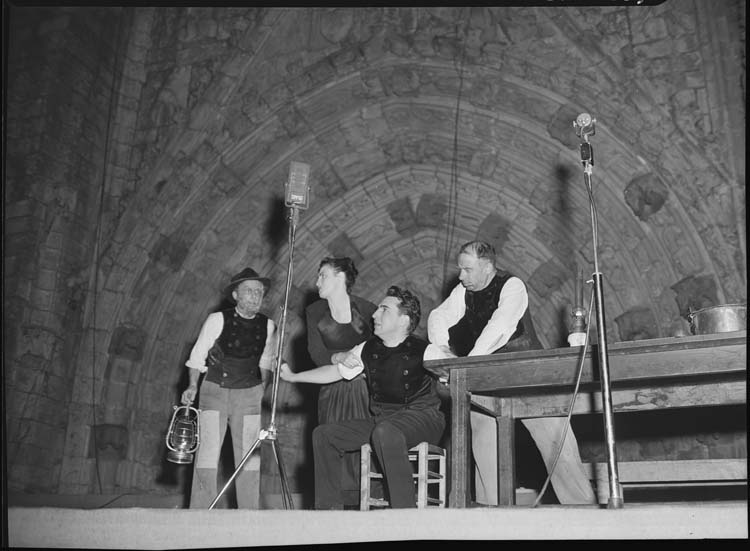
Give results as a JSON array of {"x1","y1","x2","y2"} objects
[{"x1": 224, "y1": 267, "x2": 270, "y2": 298}]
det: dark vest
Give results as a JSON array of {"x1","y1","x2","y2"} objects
[
  {"x1": 448, "y1": 272, "x2": 541, "y2": 357},
  {"x1": 205, "y1": 309, "x2": 268, "y2": 388},
  {"x1": 361, "y1": 335, "x2": 434, "y2": 405}
]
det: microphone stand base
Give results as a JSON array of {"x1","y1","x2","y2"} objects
[{"x1": 607, "y1": 496, "x2": 625, "y2": 509}]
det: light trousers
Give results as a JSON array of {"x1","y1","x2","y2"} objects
[
  {"x1": 189, "y1": 381, "x2": 263, "y2": 509},
  {"x1": 471, "y1": 408, "x2": 596, "y2": 505}
]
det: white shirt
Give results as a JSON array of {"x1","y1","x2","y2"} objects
[
  {"x1": 185, "y1": 310, "x2": 277, "y2": 373},
  {"x1": 425, "y1": 276, "x2": 528, "y2": 360}
]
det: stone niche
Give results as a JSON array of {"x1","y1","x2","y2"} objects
[
  {"x1": 88, "y1": 423, "x2": 129, "y2": 492},
  {"x1": 88, "y1": 423, "x2": 129, "y2": 460},
  {"x1": 614, "y1": 306, "x2": 660, "y2": 341},
  {"x1": 623, "y1": 173, "x2": 668, "y2": 222},
  {"x1": 108, "y1": 325, "x2": 148, "y2": 361},
  {"x1": 670, "y1": 274, "x2": 719, "y2": 318}
]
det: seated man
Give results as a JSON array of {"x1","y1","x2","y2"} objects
[
  {"x1": 280, "y1": 286, "x2": 445, "y2": 509},
  {"x1": 426, "y1": 240, "x2": 595, "y2": 505}
]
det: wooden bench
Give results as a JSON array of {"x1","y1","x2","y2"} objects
[{"x1": 584, "y1": 458, "x2": 747, "y2": 504}]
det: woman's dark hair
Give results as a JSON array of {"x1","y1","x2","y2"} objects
[
  {"x1": 385, "y1": 285, "x2": 421, "y2": 333},
  {"x1": 319, "y1": 257, "x2": 358, "y2": 293}
]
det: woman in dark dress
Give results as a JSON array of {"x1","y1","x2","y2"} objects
[{"x1": 306, "y1": 257, "x2": 377, "y2": 424}]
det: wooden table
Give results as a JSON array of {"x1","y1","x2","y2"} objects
[{"x1": 424, "y1": 331, "x2": 747, "y2": 508}]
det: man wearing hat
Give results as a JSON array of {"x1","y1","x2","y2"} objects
[{"x1": 181, "y1": 267, "x2": 277, "y2": 509}]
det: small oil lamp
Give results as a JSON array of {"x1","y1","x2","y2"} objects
[{"x1": 568, "y1": 268, "x2": 588, "y2": 347}]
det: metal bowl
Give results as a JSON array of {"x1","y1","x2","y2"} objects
[{"x1": 688, "y1": 303, "x2": 747, "y2": 335}]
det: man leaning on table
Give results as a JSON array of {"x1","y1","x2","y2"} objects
[{"x1": 425, "y1": 240, "x2": 596, "y2": 505}]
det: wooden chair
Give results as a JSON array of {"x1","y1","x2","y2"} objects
[{"x1": 360, "y1": 441, "x2": 446, "y2": 510}]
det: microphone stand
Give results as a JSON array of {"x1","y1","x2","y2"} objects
[
  {"x1": 575, "y1": 117, "x2": 624, "y2": 509},
  {"x1": 208, "y1": 207, "x2": 300, "y2": 510}
]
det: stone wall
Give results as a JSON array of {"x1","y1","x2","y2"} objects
[{"x1": 5, "y1": 6, "x2": 129, "y2": 493}]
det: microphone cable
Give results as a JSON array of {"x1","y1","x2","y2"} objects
[
  {"x1": 441, "y1": 8, "x2": 469, "y2": 295},
  {"x1": 531, "y1": 284, "x2": 595, "y2": 507},
  {"x1": 89, "y1": 7, "x2": 128, "y2": 494}
]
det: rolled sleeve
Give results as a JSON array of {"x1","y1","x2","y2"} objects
[
  {"x1": 427, "y1": 284, "x2": 466, "y2": 348},
  {"x1": 469, "y1": 277, "x2": 528, "y2": 356},
  {"x1": 336, "y1": 343, "x2": 365, "y2": 380},
  {"x1": 258, "y1": 318, "x2": 278, "y2": 371},
  {"x1": 185, "y1": 312, "x2": 224, "y2": 373}
]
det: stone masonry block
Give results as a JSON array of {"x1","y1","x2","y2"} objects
[
  {"x1": 468, "y1": 149, "x2": 500, "y2": 179},
  {"x1": 320, "y1": 8, "x2": 354, "y2": 43},
  {"x1": 7, "y1": 460, "x2": 51, "y2": 492},
  {"x1": 33, "y1": 394, "x2": 69, "y2": 427},
  {"x1": 327, "y1": 232, "x2": 364, "y2": 266},
  {"x1": 670, "y1": 274, "x2": 720, "y2": 318},
  {"x1": 146, "y1": 344, "x2": 182, "y2": 384},
  {"x1": 149, "y1": 233, "x2": 191, "y2": 271},
  {"x1": 64, "y1": 403, "x2": 94, "y2": 458},
  {"x1": 108, "y1": 324, "x2": 147, "y2": 361},
  {"x1": 30, "y1": 287, "x2": 54, "y2": 310},
  {"x1": 477, "y1": 212, "x2": 512, "y2": 255},
  {"x1": 3, "y1": 215, "x2": 34, "y2": 236},
  {"x1": 38, "y1": 247, "x2": 62, "y2": 270},
  {"x1": 528, "y1": 259, "x2": 567, "y2": 300},
  {"x1": 9, "y1": 436, "x2": 50, "y2": 473},
  {"x1": 547, "y1": 104, "x2": 581, "y2": 150},
  {"x1": 624, "y1": 173, "x2": 669, "y2": 222},
  {"x1": 133, "y1": 461, "x2": 160, "y2": 489},
  {"x1": 92, "y1": 290, "x2": 123, "y2": 328},
  {"x1": 286, "y1": 283, "x2": 310, "y2": 318},
  {"x1": 614, "y1": 306, "x2": 660, "y2": 341},
  {"x1": 131, "y1": 407, "x2": 168, "y2": 435},
  {"x1": 28, "y1": 308, "x2": 64, "y2": 331},
  {"x1": 132, "y1": 431, "x2": 162, "y2": 465},
  {"x1": 89, "y1": 423, "x2": 129, "y2": 460},
  {"x1": 114, "y1": 460, "x2": 134, "y2": 489},
  {"x1": 16, "y1": 326, "x2": 59, "y2": 361},
  {"x1": 533, "y1": 221, "x2": 574, "y2": 268},
  {"x1": 102, "y1": 385, "x2": 131, "y2": 421},
  {"x1": 415, "y1": 193, "x2": 447, "y2": 228},
  {"x1": 386, "y1": 197, "x2": 418, "y2": 237},
  {"x1": 37, "y1": 268, "x2": 58, "y2": 291},
  {"x1": 106, "y1": 356, "x2": 135, "y2": 384}
]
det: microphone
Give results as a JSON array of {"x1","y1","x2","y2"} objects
[
  {"x1": 285, "y1": 161, "x2": 311, "y2": 209},
  {"x1": 573, "y1": 112, "x2": 596, "y2": 139}
]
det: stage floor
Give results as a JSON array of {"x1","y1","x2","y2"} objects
[{"x1": 8, "y1": 500, "x2": 748, "y2": 547}]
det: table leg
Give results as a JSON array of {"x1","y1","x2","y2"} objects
[
  {"x1": 449, "y1": 369, "x2": 470, "y2": 508},
  {"x1": 496, "y1": 399, "x2": 515, "y2": 506}
]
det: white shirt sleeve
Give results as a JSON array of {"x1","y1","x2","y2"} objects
[
  {"x1": 469, "y1": 276, "x2": 529, "y2": 356},
  {"x1": 258, "y1": 318, "x2": 278, "y2": 371},
  {"x1": 185, "y1": 312, "x2": 224, "y2": 373},
  {"x1": 336, "y1": 342, "x2": 366, "y2": 380},
  {"x1": 427, "y1": 284, "x2": 467, "y2": 348},
  {"x1": 423, "y1": 343, "x2": 454, "y2": 360}
]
